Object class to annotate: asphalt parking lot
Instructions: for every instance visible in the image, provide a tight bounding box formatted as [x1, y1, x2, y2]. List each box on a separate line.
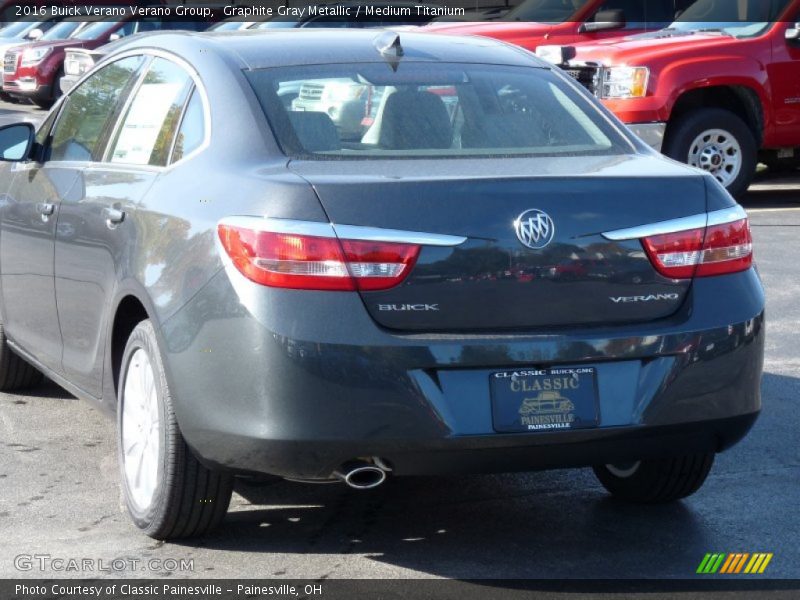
[0, 102, 798, 582]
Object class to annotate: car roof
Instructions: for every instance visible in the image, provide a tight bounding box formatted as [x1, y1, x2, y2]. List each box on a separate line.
[110, 29, 546, 70]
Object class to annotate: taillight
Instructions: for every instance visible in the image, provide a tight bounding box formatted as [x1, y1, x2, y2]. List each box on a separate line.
[218, 225, 419, 291]
[642, 218, 752, 279]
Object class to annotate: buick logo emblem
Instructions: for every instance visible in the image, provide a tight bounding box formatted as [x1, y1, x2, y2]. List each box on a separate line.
[514, 209, 555, 249]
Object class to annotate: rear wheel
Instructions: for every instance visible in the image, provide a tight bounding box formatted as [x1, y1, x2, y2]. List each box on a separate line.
[0, 324, 43, 391]
[117, 319, 233, 539]
[593, 453, 714, 503]
[663, 108, 757, 197]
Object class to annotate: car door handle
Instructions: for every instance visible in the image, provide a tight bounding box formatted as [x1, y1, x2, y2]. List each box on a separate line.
[37, 202, 55, 216]
[105, 207, 125, 226]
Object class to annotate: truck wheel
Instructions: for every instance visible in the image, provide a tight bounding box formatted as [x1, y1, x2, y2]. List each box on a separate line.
[664, 108, 757, 197]
[118, 319, 233, 539]
[0, 324, 44, 391]
[593, 453, 714, 503]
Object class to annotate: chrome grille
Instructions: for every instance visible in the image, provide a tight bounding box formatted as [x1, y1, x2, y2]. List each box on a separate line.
[4, 49, 19, 74]
[563, 66, 599, 95]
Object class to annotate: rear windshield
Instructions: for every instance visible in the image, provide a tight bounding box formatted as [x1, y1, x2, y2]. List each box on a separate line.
[246, 62, 630, 160]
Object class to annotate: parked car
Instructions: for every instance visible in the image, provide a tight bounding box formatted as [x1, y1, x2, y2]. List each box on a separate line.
[3, 15, 208, 108]
[537, 0, 800, 195]
[1, 17, 90, 99]
[0, 17, 64, 101]
[0, 29, 763, 539]
[424, 0, 694, 51]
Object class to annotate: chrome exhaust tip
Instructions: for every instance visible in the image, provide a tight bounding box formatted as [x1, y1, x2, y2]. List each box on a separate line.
[334, 459, 390, 490]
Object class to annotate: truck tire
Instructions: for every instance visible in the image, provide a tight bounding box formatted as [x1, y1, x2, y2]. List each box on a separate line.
[593, 453, 714, 503]
[664, 108, 757, 198]
[117, 319, 233, 539]
[0, 324, 44, 391]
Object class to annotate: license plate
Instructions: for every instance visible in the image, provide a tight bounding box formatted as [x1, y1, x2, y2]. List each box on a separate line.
[490, 367, 599, 433]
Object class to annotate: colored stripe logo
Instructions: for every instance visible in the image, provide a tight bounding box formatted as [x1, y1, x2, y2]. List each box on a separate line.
[697, 553, 773, 574]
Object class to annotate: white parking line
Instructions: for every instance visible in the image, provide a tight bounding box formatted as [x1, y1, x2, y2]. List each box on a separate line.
[746, 207, 800, 213]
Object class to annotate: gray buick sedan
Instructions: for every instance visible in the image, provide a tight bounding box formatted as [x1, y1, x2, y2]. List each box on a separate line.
[0, 29, 764, 539]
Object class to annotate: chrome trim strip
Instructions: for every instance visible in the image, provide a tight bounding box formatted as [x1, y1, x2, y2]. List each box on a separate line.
[707, 205, 748, 227]
[602, 206, 747, 241]
[334, 224, 467, 246]
[219, 217, 467, 247]
[219, 217, 336, 238]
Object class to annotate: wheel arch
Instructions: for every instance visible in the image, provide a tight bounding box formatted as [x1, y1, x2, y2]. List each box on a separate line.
[103, 285, 161, 410]
[666, 84, 765, 147]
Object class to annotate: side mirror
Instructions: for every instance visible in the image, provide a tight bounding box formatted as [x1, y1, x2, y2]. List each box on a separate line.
[580, 9, 626, 33]
[108, 32, 121, 41]
[0, 123, 34, 162]
[786, 23, 800, 41]
[27, 28, 43, 41]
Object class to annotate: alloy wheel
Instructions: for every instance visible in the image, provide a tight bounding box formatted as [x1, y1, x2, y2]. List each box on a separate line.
[121, 348, 161, 512]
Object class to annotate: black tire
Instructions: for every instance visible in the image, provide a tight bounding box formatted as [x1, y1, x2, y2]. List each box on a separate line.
[593, 453, 715, 504]
[52, 68, 64, 102]
[117, 319, 233, 539]
[0, 324, 44, 391]
[663, 108, 757, 198]
[32, 98, 54, 110]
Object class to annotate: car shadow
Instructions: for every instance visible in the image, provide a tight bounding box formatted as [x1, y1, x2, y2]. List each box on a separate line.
[15, 379, 75, 401]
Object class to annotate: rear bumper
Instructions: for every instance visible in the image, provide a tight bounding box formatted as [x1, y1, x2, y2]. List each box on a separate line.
[161, 267, 765, 480]
[192, 413, 758, 478]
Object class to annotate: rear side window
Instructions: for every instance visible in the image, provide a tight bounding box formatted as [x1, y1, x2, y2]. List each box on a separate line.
[246, 62, 627, 159]
[49, 56, 145, 162]
[108, 57, 194, 166]
[170, 89, 205, 163]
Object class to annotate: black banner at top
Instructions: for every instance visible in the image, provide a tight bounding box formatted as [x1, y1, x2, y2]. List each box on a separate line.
[0, 0, 798, 24]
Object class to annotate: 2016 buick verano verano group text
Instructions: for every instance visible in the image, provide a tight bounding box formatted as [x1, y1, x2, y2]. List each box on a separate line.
[0, 29, 764, 539]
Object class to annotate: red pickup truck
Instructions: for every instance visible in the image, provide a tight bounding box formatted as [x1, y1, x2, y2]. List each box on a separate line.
[425, 0, 695, 51]
[539, 0, 800, 196]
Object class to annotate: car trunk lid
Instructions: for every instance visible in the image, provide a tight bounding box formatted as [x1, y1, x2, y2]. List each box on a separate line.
[289, 155, 707, 332]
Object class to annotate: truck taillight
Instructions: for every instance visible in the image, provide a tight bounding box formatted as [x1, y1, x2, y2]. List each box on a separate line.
[642, 218, 752, 279]
[218, 225, 419, 291]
